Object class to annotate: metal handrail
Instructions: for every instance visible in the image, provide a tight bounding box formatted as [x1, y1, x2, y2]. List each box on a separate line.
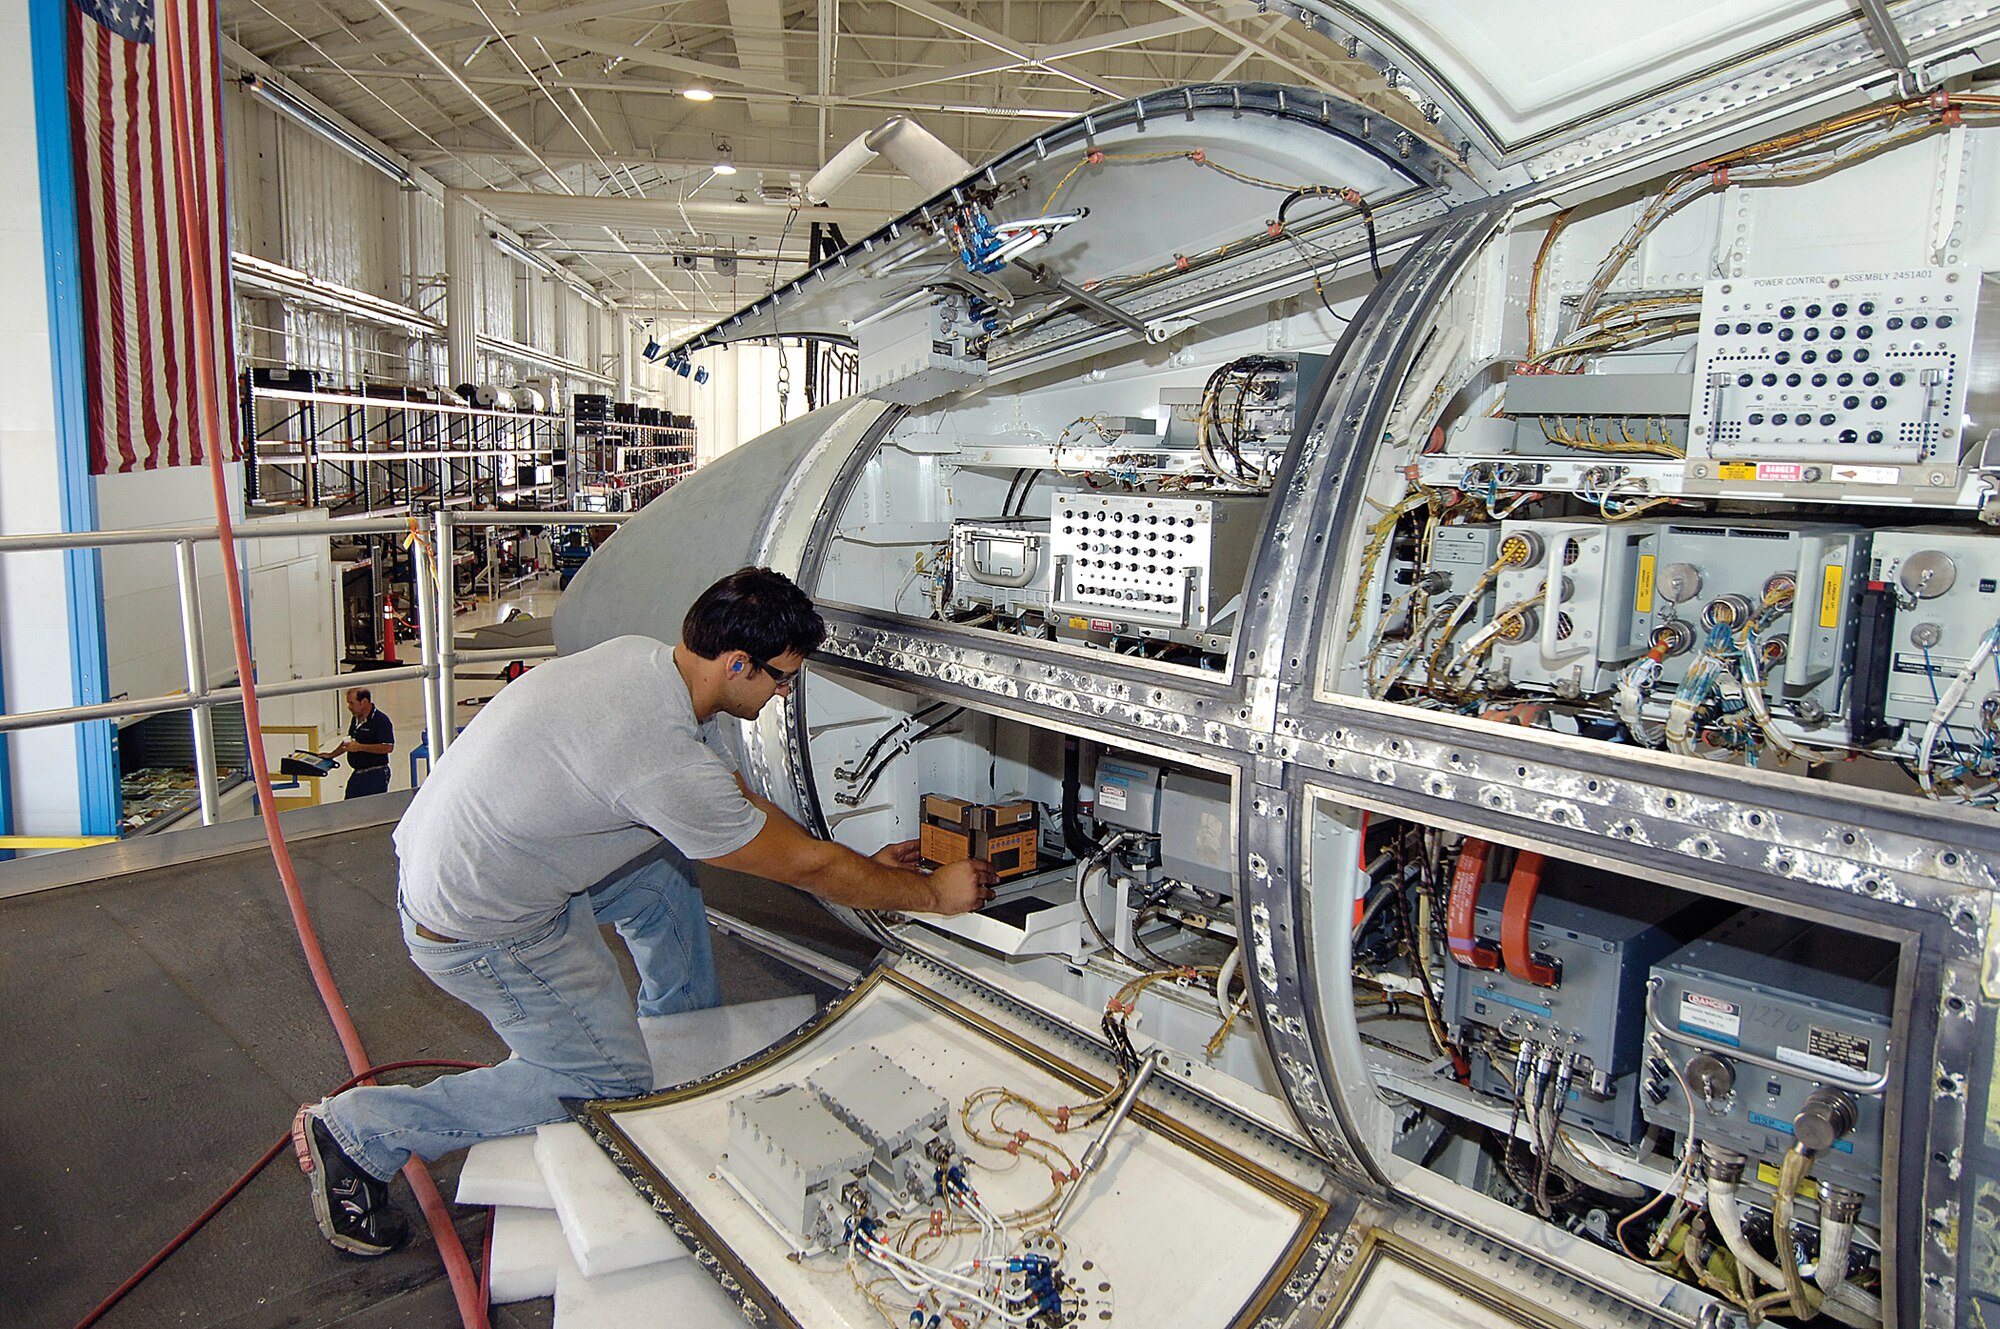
[0, 508, 631, 834]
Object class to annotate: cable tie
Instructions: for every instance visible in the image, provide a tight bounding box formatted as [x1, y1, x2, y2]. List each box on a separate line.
[1340, 187, 1362, 205]
[1052, 1169, 1069, 1188]
[1710, 166, 1729, 188]
[1187, 148, 1206, 163]
[1006, 1139, 1023, 1155]
[1015, 1129, 1031, 1142]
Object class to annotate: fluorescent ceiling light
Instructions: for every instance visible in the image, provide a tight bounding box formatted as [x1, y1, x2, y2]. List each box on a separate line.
[683, 86, 715, 101]
[239, 74, 414, 188]
[488, 231, 609, 310]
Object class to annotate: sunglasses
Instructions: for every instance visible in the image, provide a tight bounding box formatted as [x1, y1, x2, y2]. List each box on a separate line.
[750, 658, 804, 688]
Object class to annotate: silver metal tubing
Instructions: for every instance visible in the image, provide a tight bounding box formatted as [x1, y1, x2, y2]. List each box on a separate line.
[1644, 977, 1891, 1095]
[1050, 1048, 1165, 1226]
[412, 536, 445, 759]
[434, 509, 459, 757]
[452, 645, 558, 665]
[0, 516, 415, 554]
[0, 665, 434, 735]
[173, 541, 220, 826]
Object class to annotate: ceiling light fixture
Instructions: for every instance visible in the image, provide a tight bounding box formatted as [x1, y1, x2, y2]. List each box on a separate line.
[239, 73, 414, 188]
[682, 86, 715, 102]
[488, 231, 609, 310]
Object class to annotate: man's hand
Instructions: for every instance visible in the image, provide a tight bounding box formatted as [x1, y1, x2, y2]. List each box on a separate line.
[327, 742, 350, 758]
[923, 859, 998, 916]
[871, 839, 922, 871]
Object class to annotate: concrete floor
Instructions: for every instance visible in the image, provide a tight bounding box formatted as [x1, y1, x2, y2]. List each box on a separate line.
[0, 814, 876, 1328]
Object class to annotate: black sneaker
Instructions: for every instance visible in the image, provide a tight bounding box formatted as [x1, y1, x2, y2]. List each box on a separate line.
[291, 1103, 408, 1257]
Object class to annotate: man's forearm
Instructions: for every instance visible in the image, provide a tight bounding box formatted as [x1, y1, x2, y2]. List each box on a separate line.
[731, 788, 938, 911]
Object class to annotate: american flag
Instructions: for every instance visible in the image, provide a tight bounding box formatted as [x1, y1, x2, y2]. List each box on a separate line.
[68, 0, 239, 475]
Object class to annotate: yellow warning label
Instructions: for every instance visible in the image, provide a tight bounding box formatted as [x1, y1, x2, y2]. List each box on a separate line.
[1068, 617, 1091, 631]
[1819, 565, 1845, 629]
[1755, 1161, 1820, 1200]
[1717, 462, 1758, 481]
[1635, 554, 1657, 616]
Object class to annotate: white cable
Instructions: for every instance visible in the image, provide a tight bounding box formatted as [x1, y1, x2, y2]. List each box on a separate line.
[1214, 945, 1242, 1022]
[1918, 618, 2000, 794]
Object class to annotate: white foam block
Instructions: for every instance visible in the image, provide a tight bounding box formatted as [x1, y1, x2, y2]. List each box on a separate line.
[639, 992, 821, 1089]
[536, 1121, 688, 1276]
[553, 1250, 746, 1329]
[457, 1133, 554, 1209]
[488, 1205, 568, 1304]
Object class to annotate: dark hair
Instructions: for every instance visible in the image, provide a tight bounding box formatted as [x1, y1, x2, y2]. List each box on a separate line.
[350, 688, 372, 702]
[682, 567, 825, 663]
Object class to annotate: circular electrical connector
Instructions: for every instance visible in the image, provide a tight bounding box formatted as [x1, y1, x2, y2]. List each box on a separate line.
[1911, 621, 1944, 649]
[1899, 548, 1958, 599]
[1657, 562, 1702, 605]
[1761, 571, 1798, 602]
[1494, 608, 1538, 644]
[1498, 531, 1543, 568]
[1685, 1051, 1736, 1108]
[1759, 633, 1790, 667]
[1650, 621, 1695, 657]
[1702, 594, 1754, 629]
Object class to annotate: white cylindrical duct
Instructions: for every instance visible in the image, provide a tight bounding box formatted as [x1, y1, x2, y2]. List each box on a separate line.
[443, 189, 480, 389]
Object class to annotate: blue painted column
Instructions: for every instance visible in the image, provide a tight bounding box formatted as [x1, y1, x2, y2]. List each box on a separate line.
[29, 0, 119, 838]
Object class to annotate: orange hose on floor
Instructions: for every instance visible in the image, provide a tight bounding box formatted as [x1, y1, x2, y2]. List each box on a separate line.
[155, 6, 485, 1324]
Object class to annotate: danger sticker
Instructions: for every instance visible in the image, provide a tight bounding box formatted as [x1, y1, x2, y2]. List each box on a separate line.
[1679, 991, 1742, 1044]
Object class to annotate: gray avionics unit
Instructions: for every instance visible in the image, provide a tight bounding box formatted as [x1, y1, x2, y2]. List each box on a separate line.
[807, 1046, 951, 1201]
[1094, 756, 1163, 834]
[724, 1084, 874, 1251]
[1642, 520, 1869, 711]
[1050, 493, 1263, 633]
[1158, 768, 1234, 896]
[949, 517, 1051, 617]
[1869, 527, 2000, 728]
[1443, 873, 1726, 1143]
[857, 294, 988, 406]
[1645, 910, 1895, 1197]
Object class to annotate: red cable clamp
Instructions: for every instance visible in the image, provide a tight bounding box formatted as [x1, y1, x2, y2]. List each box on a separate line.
[1054, 1105, 1071, 1132]
[1499, 850, 1561, 988]
[1052, 1169, 1069, 1188]
[1015, 1129, 1031, 1142]
[1266, 220, 1284, 238]
[929, 1210, 945, 1236]
[1445, 839, 1502, 971]
[1340, 187, 1363, 205]
[1067, 1167, 1081, 1182]
[1173, 254, 1190, 271]
[1086, 150, 1105, 165]
[1006, 1139, 1023, 1155]
[1710, 166, 1730, 188]
[1187, 148, 1207, 163]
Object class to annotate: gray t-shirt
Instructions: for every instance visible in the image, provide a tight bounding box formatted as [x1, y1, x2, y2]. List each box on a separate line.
[395, 635, 766, 940]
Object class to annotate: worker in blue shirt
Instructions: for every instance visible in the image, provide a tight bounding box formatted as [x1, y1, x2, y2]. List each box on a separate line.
[332, 687, 395, 798]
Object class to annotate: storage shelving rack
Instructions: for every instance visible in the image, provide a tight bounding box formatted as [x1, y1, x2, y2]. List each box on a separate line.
[570, 399, 697, 513]
[240, 370, 568, 514]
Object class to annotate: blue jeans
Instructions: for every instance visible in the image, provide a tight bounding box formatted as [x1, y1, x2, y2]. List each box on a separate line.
[320, 852, 720, 1180]
[344, 766, 391, 799]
